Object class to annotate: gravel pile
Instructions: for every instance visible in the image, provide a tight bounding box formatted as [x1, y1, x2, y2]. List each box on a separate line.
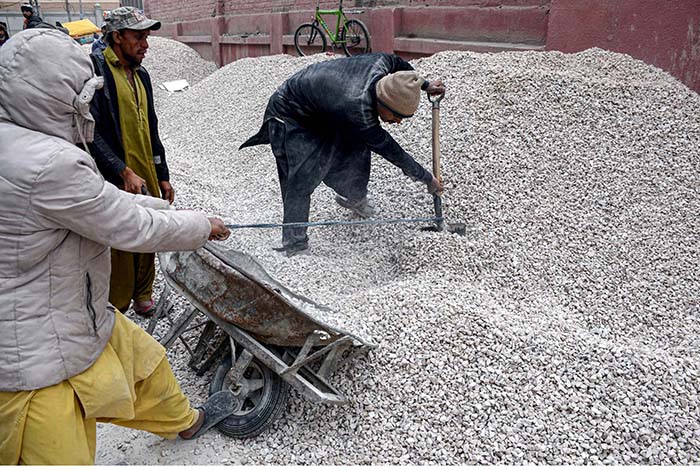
[81, 36, 217, 99]
[141, 36, 218, 96]
[120, 47, 699, 465]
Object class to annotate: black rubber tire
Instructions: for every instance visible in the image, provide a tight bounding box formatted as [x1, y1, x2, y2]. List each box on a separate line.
[294, 23, 327, 56]
[209, 353, 289, 438]
[341, 19, 371, 56]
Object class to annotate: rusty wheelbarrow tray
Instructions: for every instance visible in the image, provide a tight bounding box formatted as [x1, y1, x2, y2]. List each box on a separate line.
[147, 242, 375, 438]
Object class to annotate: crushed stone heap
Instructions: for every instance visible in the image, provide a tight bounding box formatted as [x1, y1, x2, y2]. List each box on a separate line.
[149, 46, 699, 465]
[142, 36, 218, 95]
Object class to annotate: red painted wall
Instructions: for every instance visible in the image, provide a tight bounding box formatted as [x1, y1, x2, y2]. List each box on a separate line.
[547, 0, 700, 93]
[148, 0, 549, 20]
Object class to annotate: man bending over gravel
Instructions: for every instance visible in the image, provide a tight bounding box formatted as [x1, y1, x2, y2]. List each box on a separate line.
[0, 30, 236, 465]
[240, 52, 446, 256]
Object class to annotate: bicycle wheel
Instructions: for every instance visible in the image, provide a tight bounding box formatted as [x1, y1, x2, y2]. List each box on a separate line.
[294, 23, 327, 57]
[341, 19, 370, 56]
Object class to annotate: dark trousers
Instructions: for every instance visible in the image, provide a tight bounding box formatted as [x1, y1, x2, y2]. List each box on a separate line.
[268, 119, 370, 248]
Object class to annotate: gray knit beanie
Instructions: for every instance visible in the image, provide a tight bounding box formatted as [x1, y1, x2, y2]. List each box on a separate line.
[376, 71, 423, 118]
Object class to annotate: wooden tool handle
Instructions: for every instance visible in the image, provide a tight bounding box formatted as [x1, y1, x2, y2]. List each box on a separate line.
[431, 104, 441, 181]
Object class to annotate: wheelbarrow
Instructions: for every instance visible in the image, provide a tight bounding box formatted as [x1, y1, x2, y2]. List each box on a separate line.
[146, 242, 376, 438]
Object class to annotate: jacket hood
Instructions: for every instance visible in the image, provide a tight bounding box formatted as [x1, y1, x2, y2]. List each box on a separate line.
[0, 29, 96, 143]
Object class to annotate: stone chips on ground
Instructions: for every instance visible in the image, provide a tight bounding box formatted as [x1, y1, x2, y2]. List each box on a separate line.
[134, 44, 698, 465]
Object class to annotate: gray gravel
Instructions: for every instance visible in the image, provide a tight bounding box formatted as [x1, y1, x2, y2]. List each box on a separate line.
[142, 36, 218, 98]
[102, 43, 700, 465]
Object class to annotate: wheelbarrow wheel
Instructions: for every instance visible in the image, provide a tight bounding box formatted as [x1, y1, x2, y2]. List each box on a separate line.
[210, 353, 289, 438]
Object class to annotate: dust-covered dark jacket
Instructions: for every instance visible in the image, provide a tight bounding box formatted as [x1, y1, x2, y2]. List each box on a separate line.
[241, 53, 432, 183]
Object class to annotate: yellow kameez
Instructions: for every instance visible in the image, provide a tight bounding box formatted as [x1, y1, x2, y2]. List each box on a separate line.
[103, 46, 161, 312]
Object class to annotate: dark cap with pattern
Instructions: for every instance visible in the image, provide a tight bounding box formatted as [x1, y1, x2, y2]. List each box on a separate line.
[105, 7, 161, 33]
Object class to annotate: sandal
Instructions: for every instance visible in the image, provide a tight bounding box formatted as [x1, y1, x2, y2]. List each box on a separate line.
[133, 298, 156, 316]
[180, 391, 238, 440]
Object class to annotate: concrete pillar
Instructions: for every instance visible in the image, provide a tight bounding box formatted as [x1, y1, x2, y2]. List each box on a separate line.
[369, 7, 398, 54]
[270, 12, 285, 55]
[94, 4, 103, 25]
[211, 16, 225, 66]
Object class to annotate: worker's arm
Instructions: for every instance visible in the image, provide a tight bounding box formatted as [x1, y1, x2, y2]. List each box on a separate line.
[89, 129, 127, 178]
[87, 87, 129, 182]
[86, 54, 133, 187]
[131, 192, 171, 210]
[151, 119, 175, 203]
[359, 125, 433, 184]
[88, 95, 149, 195]
[31, 148, 214, 253]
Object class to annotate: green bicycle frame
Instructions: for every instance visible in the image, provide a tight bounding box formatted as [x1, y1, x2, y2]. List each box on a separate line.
[314, 0, 349, 44]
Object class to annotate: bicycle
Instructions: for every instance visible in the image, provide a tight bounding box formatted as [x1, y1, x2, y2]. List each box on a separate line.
[294, 0, 371, 57]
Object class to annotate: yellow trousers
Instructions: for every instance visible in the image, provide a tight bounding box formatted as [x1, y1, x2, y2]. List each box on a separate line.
[109, 248, 156, 312]
[0, 311, 197, 465]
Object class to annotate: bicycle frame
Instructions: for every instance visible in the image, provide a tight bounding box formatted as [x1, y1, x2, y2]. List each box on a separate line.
[313, 0, 349, 44]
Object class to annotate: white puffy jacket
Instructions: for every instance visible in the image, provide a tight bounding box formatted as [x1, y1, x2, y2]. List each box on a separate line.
[0, 29, 211, 391]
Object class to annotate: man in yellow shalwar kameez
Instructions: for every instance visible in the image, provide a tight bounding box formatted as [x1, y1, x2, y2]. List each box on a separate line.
[0, 312, 214, 464]
[89, 7, 177, 315]
[0, 28, 235, 465]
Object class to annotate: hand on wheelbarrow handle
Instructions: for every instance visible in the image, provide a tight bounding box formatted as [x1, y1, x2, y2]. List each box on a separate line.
[208, 217, 231, 241]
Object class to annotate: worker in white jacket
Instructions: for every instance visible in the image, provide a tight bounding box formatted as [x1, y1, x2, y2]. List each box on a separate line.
[0, 29, 235, 464]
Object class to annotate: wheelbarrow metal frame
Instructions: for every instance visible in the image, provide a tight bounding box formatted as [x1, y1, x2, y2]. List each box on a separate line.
[151, 260, 373, 406]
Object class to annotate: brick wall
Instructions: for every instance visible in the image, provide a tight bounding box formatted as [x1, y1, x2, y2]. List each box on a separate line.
[146, 0, 217, 23]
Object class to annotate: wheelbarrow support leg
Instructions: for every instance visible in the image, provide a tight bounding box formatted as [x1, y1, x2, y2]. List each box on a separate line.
[317, 341, 352, 380]
[227, 347, 254, 387]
